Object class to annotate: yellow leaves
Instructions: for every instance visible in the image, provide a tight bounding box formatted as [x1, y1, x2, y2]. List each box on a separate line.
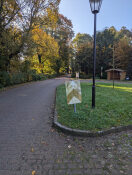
[46, 8, 58, 29]
[32, 27, 59, 57]
[31, 26, 59, 74]
[32, 170, 36, 175]
[30, 31, 58, 74]
[31, 148, 34, 152]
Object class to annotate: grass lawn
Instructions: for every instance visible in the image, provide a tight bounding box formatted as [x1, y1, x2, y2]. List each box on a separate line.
[56, 82, 132, 131]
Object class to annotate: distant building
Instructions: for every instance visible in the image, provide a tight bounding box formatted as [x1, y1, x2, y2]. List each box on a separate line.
[105, 69, 126, 80]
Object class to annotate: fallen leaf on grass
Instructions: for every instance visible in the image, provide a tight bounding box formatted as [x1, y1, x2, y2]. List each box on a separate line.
[112, 143, 115, 146]
[32, 170, 36, 175]
[120, 170, 124, 174]
[41, 141, 48, 146]
[68, 145, 72, 149]
[50, 128, 55, 132]
[31, 148, 34, 152]
[57, 159, 60, 163]
[79, 145, 84, 151]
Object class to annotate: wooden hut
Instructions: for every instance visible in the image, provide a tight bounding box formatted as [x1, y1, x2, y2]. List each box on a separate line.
[105, 69, 126, 80]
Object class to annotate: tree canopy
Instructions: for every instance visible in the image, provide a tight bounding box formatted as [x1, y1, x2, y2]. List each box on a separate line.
[72, 27, 132, 79]
[0, 1, 132, 88]
[0, 0, 74, 87]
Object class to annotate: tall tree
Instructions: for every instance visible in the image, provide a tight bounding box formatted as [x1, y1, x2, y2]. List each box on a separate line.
[72, 33, 93, 75]
[30, 27, 59, 73]
[75, 43, 93, 75]
[72, 27, 132, 79]
[0, 0, 60, 72]
[53, 14, 74, 74]
[72, 33, 92, 48]
[114, 37, 132, 70]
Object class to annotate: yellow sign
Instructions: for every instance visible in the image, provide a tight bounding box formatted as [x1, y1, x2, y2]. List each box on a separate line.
[65, 80, 82, 104]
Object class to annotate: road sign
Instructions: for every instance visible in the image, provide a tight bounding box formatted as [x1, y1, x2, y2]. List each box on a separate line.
[76, 72, 79, 78]
[65, 80, 82, 105]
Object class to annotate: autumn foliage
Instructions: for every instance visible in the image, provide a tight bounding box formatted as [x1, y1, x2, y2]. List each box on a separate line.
[0, 0, 74, 87]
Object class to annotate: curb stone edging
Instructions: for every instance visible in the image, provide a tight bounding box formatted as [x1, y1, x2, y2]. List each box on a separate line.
[53, 89, 132, 137]
[53, 108, 132, 137]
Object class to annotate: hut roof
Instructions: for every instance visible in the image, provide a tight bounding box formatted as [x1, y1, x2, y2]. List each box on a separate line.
[105, 69, 126, 72]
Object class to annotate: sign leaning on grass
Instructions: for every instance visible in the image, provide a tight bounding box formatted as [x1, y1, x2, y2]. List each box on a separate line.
[65, 80, 82, 105]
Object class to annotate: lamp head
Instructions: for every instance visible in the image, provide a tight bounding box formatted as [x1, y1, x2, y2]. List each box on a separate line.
[89, 0, 102, 14]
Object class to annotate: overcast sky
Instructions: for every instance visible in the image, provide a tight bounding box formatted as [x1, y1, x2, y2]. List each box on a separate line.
[59, 0, 132, 36]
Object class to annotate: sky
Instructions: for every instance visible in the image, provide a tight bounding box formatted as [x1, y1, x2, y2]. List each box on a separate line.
[59, 0, 132, 36]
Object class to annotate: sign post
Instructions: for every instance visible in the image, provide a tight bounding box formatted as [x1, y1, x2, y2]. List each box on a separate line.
[74, 104, 76, 113]
[65, 80, 82, 112]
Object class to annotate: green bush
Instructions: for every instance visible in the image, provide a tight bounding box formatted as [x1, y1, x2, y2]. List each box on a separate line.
[80, 72, 92, 79]
[0, 83, 3, 88]
[0, 70, 57, 88]
[10, 72, 26, 85]
[46, 74, 57, 79]
[0, 71, 10, 87]
[39, 74, 46, 80]
[102, 72, 107, 79]
[30, 71, 38, 81]
[71, 72, 76, 78]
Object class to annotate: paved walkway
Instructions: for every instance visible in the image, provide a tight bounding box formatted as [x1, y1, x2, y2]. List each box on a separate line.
[0, 77, 131, 175]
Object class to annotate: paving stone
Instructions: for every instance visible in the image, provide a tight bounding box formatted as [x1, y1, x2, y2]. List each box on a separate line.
[0, 78, 131, 175]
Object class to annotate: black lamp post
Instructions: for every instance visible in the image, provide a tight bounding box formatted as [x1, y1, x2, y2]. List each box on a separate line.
[89, 0, 102, 108]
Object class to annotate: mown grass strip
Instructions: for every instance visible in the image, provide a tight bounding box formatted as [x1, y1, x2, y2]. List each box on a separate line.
[56, 82, 132, 131]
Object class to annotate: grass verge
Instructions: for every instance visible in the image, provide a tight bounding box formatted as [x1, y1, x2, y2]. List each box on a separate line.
[56, 82, 132, 131]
